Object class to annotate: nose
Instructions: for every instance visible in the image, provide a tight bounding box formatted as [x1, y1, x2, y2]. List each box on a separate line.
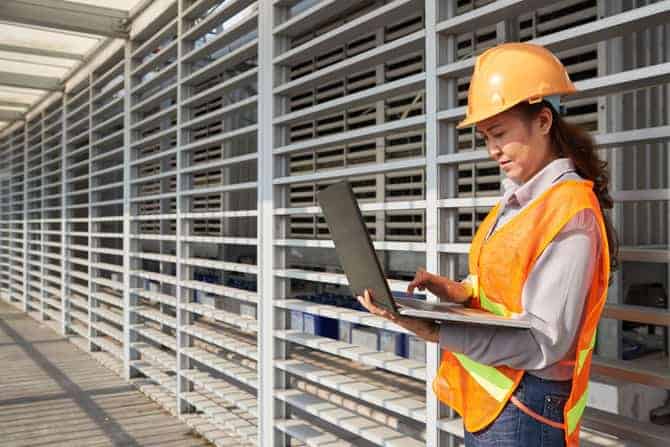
[487, 141, 502, 160]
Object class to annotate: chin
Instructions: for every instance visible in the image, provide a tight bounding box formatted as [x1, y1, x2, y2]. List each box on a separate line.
[505, 170, 522, 183]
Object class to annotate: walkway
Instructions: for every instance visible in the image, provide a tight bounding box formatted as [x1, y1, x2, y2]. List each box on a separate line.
[0, 301, 211, 447]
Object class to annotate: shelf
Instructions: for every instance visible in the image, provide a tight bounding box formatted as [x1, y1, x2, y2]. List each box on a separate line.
[181, 280, 257, 305]
[131, 288, 177, 307]
[91, 336, 123, 360]
[275, 417, 355, 447]
[181, 367, 257, 416]
[183, 302, 257, 333]
[278, 348, 425, 423]
[133, 325, 177, 351]
[180, 390, 257, 445]
[132, 342, 176, 373]
[134, 306, 177, 329]
[275, 299, 410, 334]
[182, 324, 257, 361]
[275, 330, 426, 381]
[181, 345, 257, 390]
[275, 389, 423, 447]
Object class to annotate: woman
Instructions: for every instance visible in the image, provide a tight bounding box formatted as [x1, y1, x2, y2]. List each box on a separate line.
[357, 43, 618, 446]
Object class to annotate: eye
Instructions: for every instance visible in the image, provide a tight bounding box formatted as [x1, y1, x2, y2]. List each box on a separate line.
[492, 132, 505, 139]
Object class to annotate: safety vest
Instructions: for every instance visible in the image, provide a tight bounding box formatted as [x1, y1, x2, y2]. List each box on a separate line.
[433, 180, 610, 447]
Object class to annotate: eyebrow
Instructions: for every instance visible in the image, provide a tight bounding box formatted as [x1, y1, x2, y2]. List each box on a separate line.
[477, 123, 502, 135]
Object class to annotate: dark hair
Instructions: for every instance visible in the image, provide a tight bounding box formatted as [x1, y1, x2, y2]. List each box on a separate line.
[514, 101, 619, 275]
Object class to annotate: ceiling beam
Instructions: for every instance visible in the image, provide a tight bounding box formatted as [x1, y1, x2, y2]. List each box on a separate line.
[0, 71, 61, 91]
[0, 109, 24, 121]
[0, 0, 129, 38]
[0, 100, 31, 108]
[0, 43, 84, 61]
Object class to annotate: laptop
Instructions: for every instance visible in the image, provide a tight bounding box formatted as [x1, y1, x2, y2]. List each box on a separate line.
[316, 181, 531, 329]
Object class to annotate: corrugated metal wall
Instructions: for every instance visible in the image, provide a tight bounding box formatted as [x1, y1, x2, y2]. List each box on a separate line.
[0, 0, 668, 445]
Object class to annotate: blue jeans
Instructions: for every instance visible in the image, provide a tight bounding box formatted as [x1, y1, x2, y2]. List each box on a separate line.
[464, 373, 572, 447]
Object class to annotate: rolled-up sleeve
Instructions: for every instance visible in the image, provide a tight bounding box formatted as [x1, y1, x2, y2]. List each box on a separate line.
[440, 209, 599, 373]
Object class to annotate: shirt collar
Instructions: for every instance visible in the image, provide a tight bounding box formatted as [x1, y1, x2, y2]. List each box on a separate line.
[502, 158, 576, 208]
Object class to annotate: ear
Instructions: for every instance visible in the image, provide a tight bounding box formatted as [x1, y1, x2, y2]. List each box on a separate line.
[537, 106, 553, 136]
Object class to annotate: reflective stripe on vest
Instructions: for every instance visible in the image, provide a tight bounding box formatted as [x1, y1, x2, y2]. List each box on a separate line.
[466, 274, 513, 318]
[576, 330, 597, 375]
[453, 353, 514, 402]
[567, 386, 589, 434]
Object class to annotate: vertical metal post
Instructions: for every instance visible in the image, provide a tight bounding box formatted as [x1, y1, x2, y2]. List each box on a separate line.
[123, 41, 135, 381]
[23, 121, 29, 313]
[258, 0, 276, 444]
[424, 1, 440, 446]
[40, 112, 46, 322]
[434, 2, 459, 445]
[176, 0, 190, 416]
[596, 0, 624, 361]
[61, 93, 68, 336]
[88, 75, 94, 353]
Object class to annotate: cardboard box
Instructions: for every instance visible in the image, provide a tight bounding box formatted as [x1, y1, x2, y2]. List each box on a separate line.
[338, 320, 352, 343]
[303, 314, 338, 339]
[380, 330, 405, 356]
[240, 302, 256, 319]
[407, 335, 426, 363]
[290, 310, 303, 331]
[351, 325, 379, 351]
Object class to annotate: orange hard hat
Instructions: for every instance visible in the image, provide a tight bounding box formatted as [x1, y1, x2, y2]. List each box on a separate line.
[458, 43, 577, 128]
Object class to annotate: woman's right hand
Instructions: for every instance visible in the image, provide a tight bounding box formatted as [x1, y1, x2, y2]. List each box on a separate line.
[407, 268, 472, 304]
[406, 268, 434, 295]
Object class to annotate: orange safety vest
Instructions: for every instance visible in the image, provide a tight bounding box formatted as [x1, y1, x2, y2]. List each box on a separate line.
[433, 180, 610, 447]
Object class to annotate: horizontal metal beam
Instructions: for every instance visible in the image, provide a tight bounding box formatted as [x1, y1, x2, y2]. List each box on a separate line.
[437, 0, 670, 79]
[602, 304, 670, 326]
[436, 0, 547, 35]
[0, 100, 30, 108]
[0, 0, 129, 38]
[0, 43, 84, 61]
[0, 70, 61, 91]
[0, 109, 24, 121]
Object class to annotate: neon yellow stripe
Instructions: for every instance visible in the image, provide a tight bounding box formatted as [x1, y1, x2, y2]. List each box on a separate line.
[567, 387, 589, 434]
[576, 331, 597, 375]
[453, 353, 514, 402]
[464, 274, 478, 300]
[479, 286, 508, 317]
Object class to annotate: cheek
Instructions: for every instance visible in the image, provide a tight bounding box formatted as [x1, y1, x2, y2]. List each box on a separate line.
[500, 141, 531, 160]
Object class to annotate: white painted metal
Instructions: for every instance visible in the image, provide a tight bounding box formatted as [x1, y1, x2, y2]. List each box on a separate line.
[0, 1, 668, 446]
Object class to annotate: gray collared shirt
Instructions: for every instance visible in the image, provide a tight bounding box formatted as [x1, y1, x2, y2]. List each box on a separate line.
[440, 158, 600, 380]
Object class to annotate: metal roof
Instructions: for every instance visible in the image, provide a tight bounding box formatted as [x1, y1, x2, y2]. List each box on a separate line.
[0, 0, 147, 131]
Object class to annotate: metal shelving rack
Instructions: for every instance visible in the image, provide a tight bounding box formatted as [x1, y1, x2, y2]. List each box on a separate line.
[268, 1, 429, 446]
[64, 77, 93, 351]
[89, 44, 128, 366]
[176, 1, 260, 444]
[42, 98, 66, 334]
[0, 134, 10, 303]
[8, 125, 26, 311]
[127, 0, 181, 416]
[0, 1, 668, 446]
[26, 114, 43, 320]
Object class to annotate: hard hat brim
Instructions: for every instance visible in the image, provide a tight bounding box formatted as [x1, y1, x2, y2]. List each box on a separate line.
[456, 88, 577, 129]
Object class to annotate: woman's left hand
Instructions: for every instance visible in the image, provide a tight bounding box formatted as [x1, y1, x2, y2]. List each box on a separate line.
[356, 289, 397, 322]
[357, 289, 440, 343]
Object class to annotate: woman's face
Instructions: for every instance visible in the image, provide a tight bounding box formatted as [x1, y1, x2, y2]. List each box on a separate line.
[476, 106, 555, 184]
